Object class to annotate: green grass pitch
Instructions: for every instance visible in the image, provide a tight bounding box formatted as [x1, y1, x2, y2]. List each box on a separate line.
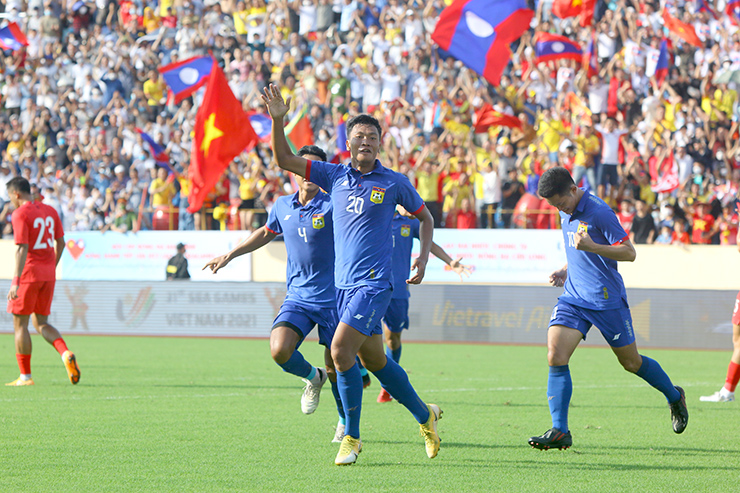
[0, 334, 737, 492]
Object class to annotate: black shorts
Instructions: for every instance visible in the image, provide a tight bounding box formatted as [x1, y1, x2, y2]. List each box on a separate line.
[238, 199, 255, 210]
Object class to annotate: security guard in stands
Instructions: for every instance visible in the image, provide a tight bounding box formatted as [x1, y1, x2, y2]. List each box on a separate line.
[166, 242, 191, 280]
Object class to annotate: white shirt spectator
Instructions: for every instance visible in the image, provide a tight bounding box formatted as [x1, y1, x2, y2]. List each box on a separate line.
[361, 71, 382, 107]
[588, 82, 609, 114]
[594, 126, 629, 164]
[298, 1, 318, 35]
[380, 69, 401, 102]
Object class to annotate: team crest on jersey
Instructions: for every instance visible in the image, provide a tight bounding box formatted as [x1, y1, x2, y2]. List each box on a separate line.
[370, 187, 386, 204]
[577, 221, 589, 235]
[400, 225, 411, 237]
[312, 214, 325, 229]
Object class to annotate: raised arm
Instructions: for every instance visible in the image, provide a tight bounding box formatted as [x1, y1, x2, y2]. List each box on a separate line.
[260, 84, 309, 177]
[203, 226, 278, 274]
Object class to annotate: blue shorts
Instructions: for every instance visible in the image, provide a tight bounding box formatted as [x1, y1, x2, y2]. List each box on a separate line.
[336, 284, 393, 336]
[549, 300, 635, 348]
[598, 163, 619, 187]
[383, 298, 410, 333]
[272, 302, 338, 348]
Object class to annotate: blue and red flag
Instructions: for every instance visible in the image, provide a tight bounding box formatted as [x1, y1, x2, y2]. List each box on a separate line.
[335, 114, 351, 160]
[534, 33, 582, 64]
[0, 22, 29, 51]
[158, 56, 213, 104]
[696, 0, 719, 18]
[136, 128, 171, 168]
[728, 0, 740, 25]
[247, 112, 272, 142]
[583, 33, 599, 77]
[655, 39, 670, 85]
[431, 0, 533, 86]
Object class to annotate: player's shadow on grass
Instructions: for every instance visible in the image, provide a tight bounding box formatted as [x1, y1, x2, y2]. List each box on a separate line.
[373, 439, 520, 451]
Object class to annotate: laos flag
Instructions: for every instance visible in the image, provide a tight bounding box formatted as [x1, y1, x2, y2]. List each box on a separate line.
[0, 22, 29, 51]
[534, 33, 582, 63]
[247, 113, 272, 142]
[136, 128, 171, 167]
[728, 0, 740, 25]
[158, 56, 213, 104]
[655, 39, 670, 85]
[432, 0, 533, 86]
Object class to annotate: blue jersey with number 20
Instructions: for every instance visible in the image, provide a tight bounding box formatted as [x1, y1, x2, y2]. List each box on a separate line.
[559, 190, 629, 311]
[307, 159, 425, 290]
[265, 191, 335, 307]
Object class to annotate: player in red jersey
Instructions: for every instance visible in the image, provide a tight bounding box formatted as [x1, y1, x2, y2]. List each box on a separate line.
[701, 203, 740, 403]
[5, 177, 80, 386]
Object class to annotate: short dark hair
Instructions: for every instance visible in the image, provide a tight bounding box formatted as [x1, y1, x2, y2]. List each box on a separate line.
[538, 167, 575, 198]
[346, 114, 382, 140]
[7, 176, 31, 195]
[297, 145, 327, 162]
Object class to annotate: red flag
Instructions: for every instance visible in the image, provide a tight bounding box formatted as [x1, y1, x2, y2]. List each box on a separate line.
[473, 104, 521, 133]
[651, 152, 680, 193]
[188, 62, 259, 213]
[662, 9, 703, 47]
[552, 0, 595, 27]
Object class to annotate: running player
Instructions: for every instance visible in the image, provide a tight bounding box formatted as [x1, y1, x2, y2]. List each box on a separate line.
[529, 167, 688, 450]
[262, 84, 442, 466]
[700, 211, 740, 402]
[204, 146, 346, 441]
[377, 205, 470, 403]
[6, 177, 80, 386]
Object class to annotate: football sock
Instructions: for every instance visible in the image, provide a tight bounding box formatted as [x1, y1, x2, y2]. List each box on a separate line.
[337, 364, 363, 438]
[725, 361, 740, 392]
[372, 358, 429, 424]
[636, 356, 681, 403]
[548, 365, 572, 433]
[16, 354, 31, 377]
[52, 338, 68, 355]
[330, 379, 345, 422]
[277, 351, 312, 379]
[356, 357, 369, 377]
[386, 345, 402, 364]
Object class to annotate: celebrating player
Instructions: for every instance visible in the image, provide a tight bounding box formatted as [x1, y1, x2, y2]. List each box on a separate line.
[700, 212, 740, 402]
[204, 146, 346, 441]
[529, 167, 688, 450]
[377, 205, 470, 403]
[262, 84, 442, 466]
[5, 177, 80, 386]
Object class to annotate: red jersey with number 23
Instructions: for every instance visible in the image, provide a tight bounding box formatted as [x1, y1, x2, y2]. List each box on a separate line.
[12, 202, 64, 282]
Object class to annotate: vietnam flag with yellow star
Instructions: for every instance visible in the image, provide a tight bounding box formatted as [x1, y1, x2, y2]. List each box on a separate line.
[662, 9, 702, 48]
[188, 61, 259, 213]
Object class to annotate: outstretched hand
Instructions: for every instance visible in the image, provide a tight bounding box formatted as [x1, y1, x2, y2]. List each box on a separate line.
[203, 255, 231, 274]
[449, 257, 471, 281]
[260, 84, 291, 121]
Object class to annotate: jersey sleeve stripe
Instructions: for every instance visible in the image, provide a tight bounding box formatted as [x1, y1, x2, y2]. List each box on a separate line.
[305, 159, 312, 181]
[612, 235, 629, 245]
[410, 204, 425, 216]
[265, 226, 279, 235]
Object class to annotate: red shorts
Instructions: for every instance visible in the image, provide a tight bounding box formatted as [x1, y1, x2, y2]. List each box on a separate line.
[733, 291, 740, 326]
[7, 280, 56, 316]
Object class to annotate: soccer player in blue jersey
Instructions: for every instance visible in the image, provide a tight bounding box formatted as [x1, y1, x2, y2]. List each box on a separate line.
[262, 84, 442, 465]
[377, 206, 470, 403]
[204, 146, 346, 442]
[529, 167, 688, 450]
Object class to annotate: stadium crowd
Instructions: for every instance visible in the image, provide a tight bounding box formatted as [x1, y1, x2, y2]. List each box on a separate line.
[0, 0, 738, 245]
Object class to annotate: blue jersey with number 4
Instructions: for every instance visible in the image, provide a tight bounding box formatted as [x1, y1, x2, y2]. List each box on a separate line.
[559, 190, 629, 311]
[307, 159, 425, 289]
[265, 191, 335, 307]
[390, 214, 420, 299]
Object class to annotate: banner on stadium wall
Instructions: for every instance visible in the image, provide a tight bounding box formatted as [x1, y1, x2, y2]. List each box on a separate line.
[0, 281, 284, 338]
[58, 231, 253, 282]
[0, 281, 734, 349]
[413, 229, 566, 284]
